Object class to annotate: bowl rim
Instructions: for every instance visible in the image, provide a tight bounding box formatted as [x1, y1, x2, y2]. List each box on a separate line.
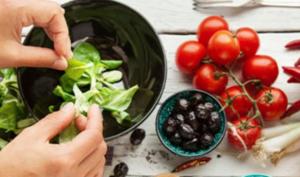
[155, 89, 227, 157]
[18, 0, 167, 141]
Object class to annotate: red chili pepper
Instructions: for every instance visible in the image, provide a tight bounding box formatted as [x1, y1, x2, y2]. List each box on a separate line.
[282, 66, 300, 80]
[295, 58, 300, 67]
[282, 100, 300, 119]
[172, 157, 211, 173]
[285, 40, 300, 49]
[288, 77, 300, 83]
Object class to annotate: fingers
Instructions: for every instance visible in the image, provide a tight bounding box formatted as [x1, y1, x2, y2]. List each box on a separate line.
[22, 0, 72, 59]
[14, 45, 67, 70]
[75, 115, 87, 131]
[29, 103, 75, 141]
[87, 104, 103, 131]
[85, 157, 106, 177]
[96, 157, 106, 177]
[68, 105, 104, 161]
[79, 142, 107, 176]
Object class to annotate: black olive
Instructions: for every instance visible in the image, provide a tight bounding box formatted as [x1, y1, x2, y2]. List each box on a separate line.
[204, 102, 214, 111]
[169, 132, 183, 145]
[114, 162, 129, 177]
[190, 93, 204, 107]
[185, 111, 200, 131]
[207, 112, 221, 133]
[164, 117, 177, 136]
[176, 98, 189, 112]
[211, 112, 220, 121]
[173, 114, 185, 125]
[130, 128, 146, 145]
[179, 123, 195, 140]
[198, 122, 208, 132]
[195, 104, 206, 112]
[196, 109, 209, 120]
[199, 132, 214, 149]
[182, 138, 200, 151]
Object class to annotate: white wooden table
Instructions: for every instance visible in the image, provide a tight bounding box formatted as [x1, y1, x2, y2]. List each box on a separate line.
[24, 1, 300, 176]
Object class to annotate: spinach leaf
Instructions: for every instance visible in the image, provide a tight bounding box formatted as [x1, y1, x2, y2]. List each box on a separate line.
[0, 138, 8, 150]
[102, 70, 123, 83]
[0, 100, 25, 132]
[112, 111, 130, 124]
[53, 86, 75, 102]
[73, 42, 100, 63]
[101, 60, 123, 69]
[53, 42, 139, 126]
[59, 121, 78, 143]
[65, 59, 92, 80]
[101, 85, 139, 112]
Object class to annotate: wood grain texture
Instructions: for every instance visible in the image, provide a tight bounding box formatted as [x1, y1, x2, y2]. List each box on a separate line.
[102, 33, 300, 177]
[20, 0, 300, 176]
[22, 0, 300, 35]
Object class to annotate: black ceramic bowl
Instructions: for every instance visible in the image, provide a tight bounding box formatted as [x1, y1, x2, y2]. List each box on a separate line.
[17, 0, 166, 140]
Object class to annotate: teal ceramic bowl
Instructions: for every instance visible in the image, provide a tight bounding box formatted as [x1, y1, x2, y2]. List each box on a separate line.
[243, 174, 271, 177]
[156, 90, 227, 157]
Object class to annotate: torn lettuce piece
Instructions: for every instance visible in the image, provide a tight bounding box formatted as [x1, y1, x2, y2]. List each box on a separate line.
[52, 42, 139, 126]
[59, 121, 79, 143]
[73, 42, 100, 63]
[0, 100, 26, 132]
[53, 86, 75, 102]
[65, 59, 93, 80]
[100, 60, 123, 69]
[101, 85, 139, 112]
[102, 70, 123, 83]
[0, 138, 8, 150]
[112, 111, 131, 124]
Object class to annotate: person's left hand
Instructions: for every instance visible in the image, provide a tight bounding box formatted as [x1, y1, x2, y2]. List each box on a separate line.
[0, 0, 72, 70]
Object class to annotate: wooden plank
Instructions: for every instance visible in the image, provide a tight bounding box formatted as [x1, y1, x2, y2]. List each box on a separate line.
[103, 33, 300, 176]
[21, 0, 300, 35]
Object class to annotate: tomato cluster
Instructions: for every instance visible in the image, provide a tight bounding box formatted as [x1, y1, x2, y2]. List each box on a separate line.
[176, 16, 288, 151]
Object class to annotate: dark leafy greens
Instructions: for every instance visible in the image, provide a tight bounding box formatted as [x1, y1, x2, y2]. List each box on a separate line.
[0, 69, 35, 149]
[51, 42, 139, 141]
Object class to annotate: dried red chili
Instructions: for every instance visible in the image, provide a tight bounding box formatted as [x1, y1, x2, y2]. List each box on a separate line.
[285, 40, 300, 49]
[172, 157, 211, 173]
[282, 100, 300, 119]
[294, 58, 300, 67]
[282, 66, 300, 81]
[288, 77, 300, 83]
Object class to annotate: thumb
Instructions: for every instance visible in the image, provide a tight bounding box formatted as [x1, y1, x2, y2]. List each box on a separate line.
[31, 103, 75, 141]
[13, 44, 68, 70]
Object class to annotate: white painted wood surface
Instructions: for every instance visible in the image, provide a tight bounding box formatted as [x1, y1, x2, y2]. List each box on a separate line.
[103, 34, 300, 177]
[23, 0, 300, 176]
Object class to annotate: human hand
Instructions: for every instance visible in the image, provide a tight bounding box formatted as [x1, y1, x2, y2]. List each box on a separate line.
[0, 103, 107, 177]
[0, 0, 72, 70]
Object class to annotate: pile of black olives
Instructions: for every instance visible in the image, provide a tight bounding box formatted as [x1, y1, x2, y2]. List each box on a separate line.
[163, 93, 221, 151]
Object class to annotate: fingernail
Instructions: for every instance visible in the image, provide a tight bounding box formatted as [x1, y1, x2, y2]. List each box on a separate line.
[61, 102, 74, 112]
[92, 104, 103, 120]
[53, 58, 68, 70]
[67, 51, 73, 59]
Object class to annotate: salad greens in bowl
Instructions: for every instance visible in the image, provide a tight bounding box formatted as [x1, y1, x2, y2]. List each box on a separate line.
[14, 0, 166, 141]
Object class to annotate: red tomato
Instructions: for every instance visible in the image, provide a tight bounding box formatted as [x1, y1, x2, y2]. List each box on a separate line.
[227, 117, 261, 150]
[256, 87, 288, 121]
[208, 30, 240, 65]
[193, 64, 228, 94]
[197, 16, 229, 46]
[220, 86, 253, 122]
[176, 41, 207, 75]
[243, 55, 279, 86]
[236, 27, 260, 58]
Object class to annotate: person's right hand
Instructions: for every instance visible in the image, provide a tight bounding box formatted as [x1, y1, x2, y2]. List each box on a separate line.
[0, 103, 107, 177]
